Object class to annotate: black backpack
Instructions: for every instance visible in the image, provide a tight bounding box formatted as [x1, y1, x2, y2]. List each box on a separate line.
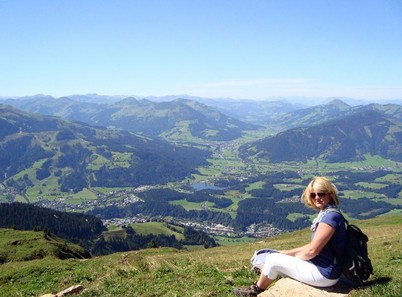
[327, 209, 374, 286]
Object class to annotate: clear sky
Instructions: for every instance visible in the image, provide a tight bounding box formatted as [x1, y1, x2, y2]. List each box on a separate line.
[1, 0, 401, 101]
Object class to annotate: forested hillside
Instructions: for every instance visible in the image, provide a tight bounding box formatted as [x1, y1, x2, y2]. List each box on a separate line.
[0, 104, 210, 195]
[240, 109, 402, 162]
[0, 203, 217, 256]
[0, 202, 105, 245]
[266, 99, 402, 130]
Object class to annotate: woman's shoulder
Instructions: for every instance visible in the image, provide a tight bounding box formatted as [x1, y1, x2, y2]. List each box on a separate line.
[322, 208, 345, 224]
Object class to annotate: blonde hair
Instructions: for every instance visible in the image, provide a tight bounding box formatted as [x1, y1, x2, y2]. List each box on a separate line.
[301, 176, 339, 210]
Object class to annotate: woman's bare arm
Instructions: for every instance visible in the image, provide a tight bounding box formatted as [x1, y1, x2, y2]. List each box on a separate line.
[281, 223, 335, 260]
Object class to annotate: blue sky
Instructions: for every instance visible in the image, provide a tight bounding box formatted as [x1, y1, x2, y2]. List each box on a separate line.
[1, 0, 401, 101]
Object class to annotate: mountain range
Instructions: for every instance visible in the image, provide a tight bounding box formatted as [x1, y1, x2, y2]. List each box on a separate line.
[0, 104, 210, 194]
[2, 95, 402, 167]
[1, 95, 258, 141]
[3, 94, 402, 132]
[268, 99, 402, 130]
[240, 108, 402, 163]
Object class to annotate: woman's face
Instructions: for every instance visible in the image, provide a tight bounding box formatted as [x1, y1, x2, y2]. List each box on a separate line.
[310, 186, 331, 210]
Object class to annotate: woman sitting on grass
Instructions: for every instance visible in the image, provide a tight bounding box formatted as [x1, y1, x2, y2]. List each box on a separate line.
[234, 176, 347, 296]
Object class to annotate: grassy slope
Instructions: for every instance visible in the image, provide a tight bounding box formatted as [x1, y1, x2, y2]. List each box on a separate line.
[0, 229, 89, 264]
[0, 215, 401, 297]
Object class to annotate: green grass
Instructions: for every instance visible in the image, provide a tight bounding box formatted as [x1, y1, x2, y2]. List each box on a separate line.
[341, 190, 385, 199]
[170, 199, 214, 211]
[214, 236, 257, 246]
[286, 212, 308, 222]
[25, 175, 64, 202]
[355, 182, 388, 190]
[375, 173, 402, 184]
[87, 154, 109, 170]
[245, 181, 265, 191]
[69, 189, 98, 203]
[1, 215, 400, 297]
[274, 183, 304, 192]
[108, 152, 132, 168]
[130, 222, 185, 240]
[91, 187, 132, 195]
[161, 121, 207, 143]
[0, 228, 88, 264]
[13, 195, 28, 203]
[102, 229, 126, 241]
[306, 155, 402, 172]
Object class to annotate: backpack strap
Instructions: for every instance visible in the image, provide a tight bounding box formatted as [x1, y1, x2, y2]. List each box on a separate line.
[325, 208, 348, 266]
[326, 207, 349, 225]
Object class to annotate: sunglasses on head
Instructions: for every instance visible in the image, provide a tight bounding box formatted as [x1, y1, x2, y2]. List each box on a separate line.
[310, 192, 326, 199]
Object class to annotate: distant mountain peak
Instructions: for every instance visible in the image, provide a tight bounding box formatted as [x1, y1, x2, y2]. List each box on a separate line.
[327, 98, 351, 110]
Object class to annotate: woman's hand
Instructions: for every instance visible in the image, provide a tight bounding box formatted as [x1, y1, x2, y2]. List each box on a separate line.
[280, 247, 303, 257]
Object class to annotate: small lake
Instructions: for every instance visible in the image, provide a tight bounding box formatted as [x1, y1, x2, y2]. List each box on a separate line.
[190, 182, 226, 191]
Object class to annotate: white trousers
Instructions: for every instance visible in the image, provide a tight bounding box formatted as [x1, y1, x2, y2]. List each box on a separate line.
[262, 253, 339, 287]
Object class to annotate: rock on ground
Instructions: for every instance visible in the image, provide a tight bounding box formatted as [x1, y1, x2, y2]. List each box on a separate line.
[258, 278, 352, 297]
[40, 284, 84, 297]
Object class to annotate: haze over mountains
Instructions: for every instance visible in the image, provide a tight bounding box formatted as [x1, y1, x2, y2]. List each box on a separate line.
[1, 95, 258, 141]
[2, 94, 402, 142]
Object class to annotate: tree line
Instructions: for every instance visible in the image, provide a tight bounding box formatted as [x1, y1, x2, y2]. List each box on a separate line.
[0, 202, 105, 246]
[0, 202, 217, 256]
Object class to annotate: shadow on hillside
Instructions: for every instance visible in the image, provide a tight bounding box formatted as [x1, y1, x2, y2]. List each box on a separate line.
[324, 279, 354, 294]
[325, 276, 392, 294]
[364, 276, 392, 286]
